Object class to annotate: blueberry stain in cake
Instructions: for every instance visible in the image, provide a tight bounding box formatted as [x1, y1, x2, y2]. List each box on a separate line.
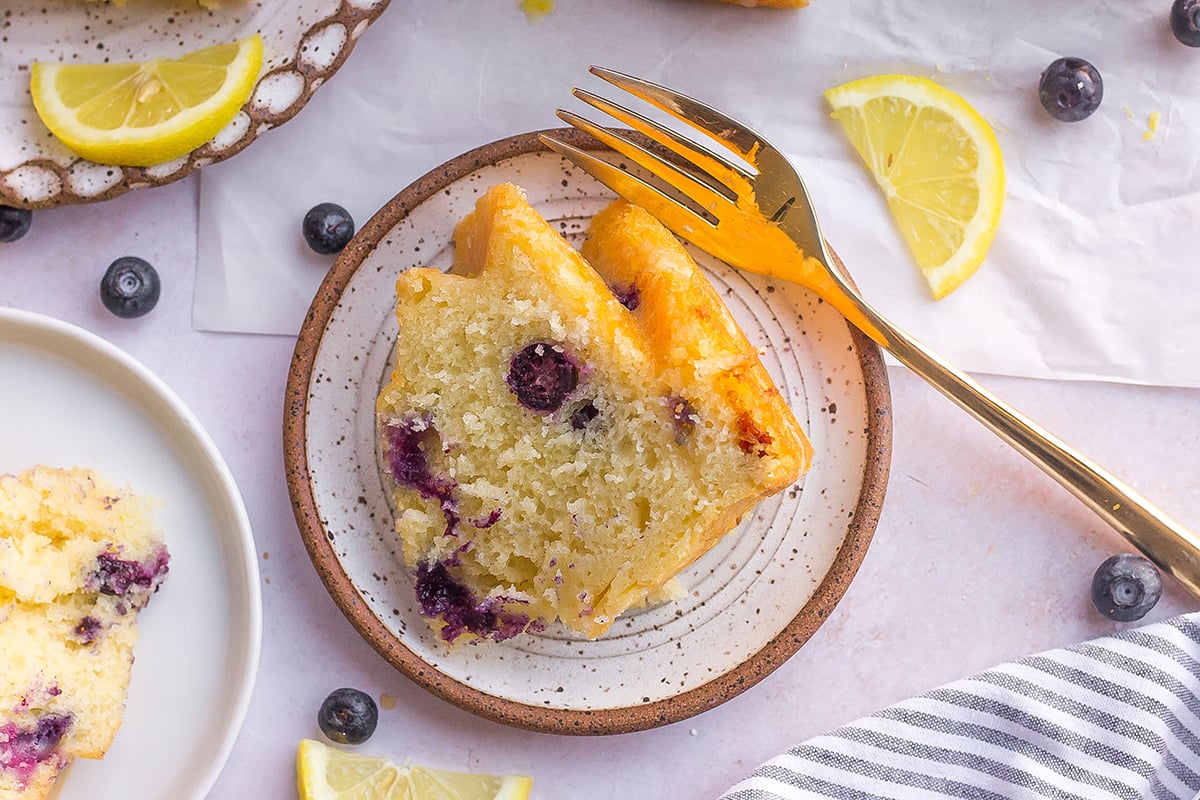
[72, 616, 103, 644]
[0, 714, 72, 785]
[669, 396, 701, 444]
[91, 545, 170, 605]
[382, 417, 456, 503]
[383, 417, 462, 536]
[470, 508, 502, 529]
[12, 685, 61, 715]
[569, 400, 600, 430]
[611, 283, 641, 311]
[413, 562, 538, 643]
[507, 342, 579, 412]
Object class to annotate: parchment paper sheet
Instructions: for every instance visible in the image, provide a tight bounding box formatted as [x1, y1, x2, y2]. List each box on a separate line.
[195, 0, 1200, 388]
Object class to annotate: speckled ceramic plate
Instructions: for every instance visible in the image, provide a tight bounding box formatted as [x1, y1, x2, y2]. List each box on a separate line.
[284, 128, 892, 735]
[0, 0, 390, 208]
[0, 308, 260, 799]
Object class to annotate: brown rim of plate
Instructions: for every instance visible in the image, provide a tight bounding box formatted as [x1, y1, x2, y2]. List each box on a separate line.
[283, 127, 893, 736]
[2, 0, 392, 209]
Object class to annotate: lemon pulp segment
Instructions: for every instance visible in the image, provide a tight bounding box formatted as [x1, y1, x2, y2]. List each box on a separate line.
[824, 74, 1005, 299]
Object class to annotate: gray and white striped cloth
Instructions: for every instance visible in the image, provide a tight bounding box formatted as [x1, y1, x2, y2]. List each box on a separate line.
[721, 614, 1200, 800]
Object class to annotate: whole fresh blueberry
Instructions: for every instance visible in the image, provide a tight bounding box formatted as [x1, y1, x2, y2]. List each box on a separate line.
[1039, 57, 1103, 122]
[1091, 553, 1162, 622]
[302, 203, 355, 255]
[317, 688, 378, 745]
[507, 342, 579, 412]
[100, 257, 160, 319]
[0, 206, 32, 243]
[1172, 0, 1200, 46]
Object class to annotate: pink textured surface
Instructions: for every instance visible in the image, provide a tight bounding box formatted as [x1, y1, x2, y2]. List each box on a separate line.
[4, 166, 1198, 800]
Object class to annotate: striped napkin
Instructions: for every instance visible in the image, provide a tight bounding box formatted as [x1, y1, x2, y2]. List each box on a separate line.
[722, 614, 1200, 800]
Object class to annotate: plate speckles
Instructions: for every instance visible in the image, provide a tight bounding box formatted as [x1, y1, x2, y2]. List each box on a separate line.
[284, 129, 893, 735]
[0, 308, 261, 798]
[0, 0, 391, 208]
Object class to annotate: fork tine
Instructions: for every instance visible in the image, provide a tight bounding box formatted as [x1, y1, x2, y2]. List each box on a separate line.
[554, 109, 742, 225]
[589, 66, 765, 164]
[571, 87, 754, 201]
[538, 132, 724, 248]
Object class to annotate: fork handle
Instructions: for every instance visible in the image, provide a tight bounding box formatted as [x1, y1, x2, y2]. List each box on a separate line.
[822, 265, 1200, 597]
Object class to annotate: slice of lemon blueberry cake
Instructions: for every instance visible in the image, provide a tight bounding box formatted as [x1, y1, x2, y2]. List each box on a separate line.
[375, 182, 811, 644]
[0, 467, 169, 800]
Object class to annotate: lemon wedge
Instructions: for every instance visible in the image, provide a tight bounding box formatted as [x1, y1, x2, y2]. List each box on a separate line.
[30, 34, 263, 167]
[296, 739, 534, 800]
[824, 75, 1005, 299]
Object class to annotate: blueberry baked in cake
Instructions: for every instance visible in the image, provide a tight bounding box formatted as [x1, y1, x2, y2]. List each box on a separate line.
[375, 183, 811, 644]
[0, 467, 169, 800]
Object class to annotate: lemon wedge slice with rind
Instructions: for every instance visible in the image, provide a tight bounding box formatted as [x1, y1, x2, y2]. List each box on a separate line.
[297, 739, 533, 800]
[824, 74, 1005, 299]
[30, 34, 263, 168]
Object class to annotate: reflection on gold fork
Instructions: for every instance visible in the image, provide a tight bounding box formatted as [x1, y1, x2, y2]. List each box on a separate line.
[540, 66, 1200, 600]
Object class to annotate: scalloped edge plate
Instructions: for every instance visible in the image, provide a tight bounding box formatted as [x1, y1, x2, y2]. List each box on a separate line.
[1, 0, 390, 208]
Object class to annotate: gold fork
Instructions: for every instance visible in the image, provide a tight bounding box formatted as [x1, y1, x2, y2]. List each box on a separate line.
[540, 66, 1200, 600]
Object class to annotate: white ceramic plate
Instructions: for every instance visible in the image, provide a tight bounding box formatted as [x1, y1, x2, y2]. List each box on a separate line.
[0, 0, 390, 208]
[0, 308, 261, 799]
[285, 130, 891, 734]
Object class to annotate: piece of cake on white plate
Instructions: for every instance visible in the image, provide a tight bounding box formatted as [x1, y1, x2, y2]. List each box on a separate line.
[0, 467, 169, 800]
[375, 182, 811, 644]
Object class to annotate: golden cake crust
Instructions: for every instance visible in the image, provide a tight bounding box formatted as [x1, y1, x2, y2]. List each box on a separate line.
[582, 199, 811, 481]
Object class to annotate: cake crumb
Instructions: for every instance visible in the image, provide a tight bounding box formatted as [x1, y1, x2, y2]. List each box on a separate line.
[379, 693, 398, 711]
[1142, 111, 1161, 141]
[520, 0, 554, 20]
